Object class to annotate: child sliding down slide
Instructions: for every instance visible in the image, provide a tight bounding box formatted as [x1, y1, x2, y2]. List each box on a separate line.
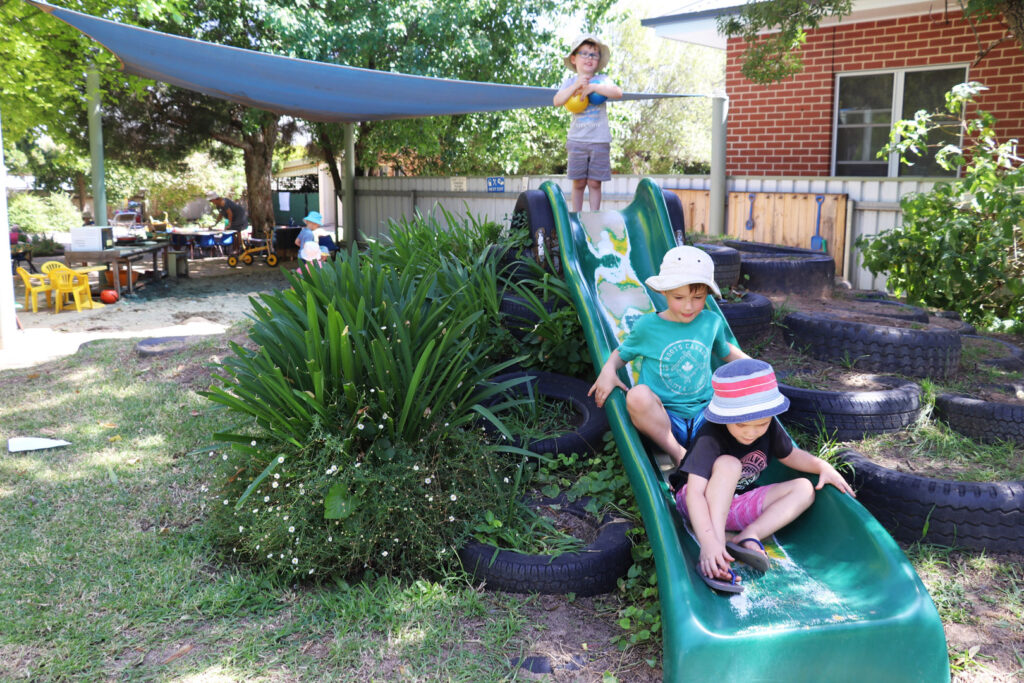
[671, 358, 856, 593]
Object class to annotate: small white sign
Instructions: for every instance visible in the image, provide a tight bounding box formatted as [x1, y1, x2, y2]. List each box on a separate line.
[278, 191, 291, 211]
[450, 177, 468, 192]
[520, 177, 530, 192]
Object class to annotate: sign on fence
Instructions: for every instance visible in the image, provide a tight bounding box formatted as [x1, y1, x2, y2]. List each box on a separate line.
[486, 177, 505, 193]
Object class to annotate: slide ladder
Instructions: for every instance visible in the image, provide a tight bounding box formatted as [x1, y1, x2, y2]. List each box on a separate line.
[541, 178, 949, 682]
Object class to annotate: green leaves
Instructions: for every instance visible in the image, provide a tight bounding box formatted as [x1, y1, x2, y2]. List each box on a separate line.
[858, 82, 1024, 330]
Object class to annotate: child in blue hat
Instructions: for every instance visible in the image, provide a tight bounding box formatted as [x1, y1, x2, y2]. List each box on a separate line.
[295, 211, 330, 257]
[673, 358, 856, 593]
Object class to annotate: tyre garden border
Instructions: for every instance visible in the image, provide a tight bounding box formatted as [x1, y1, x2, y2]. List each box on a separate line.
[696, 243, 741, 291]
[780, 311, 961, 379]
[458, 494, 634, 596]
[717, 292, 772, 345]
[961, 334, 1024, 372]
[739, 254, 836, 297]
[482, 370, 609, 457]
[839, 449, 1024, 552]
[934, 389, 1024, 445]
[777, 376, 922, 441]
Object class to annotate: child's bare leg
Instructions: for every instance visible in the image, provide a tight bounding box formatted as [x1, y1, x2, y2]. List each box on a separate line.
[733, 478, 815, 551]
[625, 385, 685, 465]
[587, 179, 602, 210]
[571, 179, 587, 212]
[692, 457, 743, 581]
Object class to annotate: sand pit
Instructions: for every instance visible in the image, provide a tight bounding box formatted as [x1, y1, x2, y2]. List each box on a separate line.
[3, 256, 292, 370]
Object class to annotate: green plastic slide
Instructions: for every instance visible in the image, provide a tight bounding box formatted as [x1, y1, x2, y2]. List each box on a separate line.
[541, 178, 949, 682]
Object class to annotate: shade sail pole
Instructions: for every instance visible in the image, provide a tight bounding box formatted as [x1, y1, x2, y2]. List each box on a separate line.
[709, 95, 727, 236]
[87, 65, 108, 226]
[343, 123, 355, 246]
[0, 106, 18, 351]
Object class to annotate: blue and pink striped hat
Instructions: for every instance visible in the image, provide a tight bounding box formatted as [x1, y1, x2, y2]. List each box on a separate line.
[704, 359, 790, 424]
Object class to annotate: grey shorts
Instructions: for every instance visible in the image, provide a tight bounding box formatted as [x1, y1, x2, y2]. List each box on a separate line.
[567, 141, 611, 182]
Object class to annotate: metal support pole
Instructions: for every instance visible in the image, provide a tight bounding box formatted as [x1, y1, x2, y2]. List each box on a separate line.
[87, 66, 108, 226]
[0, 107, 18, 350]
[709, 95, 728, 237]
[342, 123, 356, 246]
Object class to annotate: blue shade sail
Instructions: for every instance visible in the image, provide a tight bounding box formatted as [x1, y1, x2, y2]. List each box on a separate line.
[28, 0, 690, 122]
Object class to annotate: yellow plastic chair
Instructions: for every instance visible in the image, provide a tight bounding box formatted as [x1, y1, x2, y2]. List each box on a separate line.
[41, 261, 66, 276]
[16, 266, 53, 313]
[50, 268, 93, 313]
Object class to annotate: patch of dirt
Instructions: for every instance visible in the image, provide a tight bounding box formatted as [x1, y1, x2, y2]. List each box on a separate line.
[535, 504, 599, 545]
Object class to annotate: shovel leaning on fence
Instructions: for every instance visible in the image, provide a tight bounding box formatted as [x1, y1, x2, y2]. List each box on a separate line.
[810, 195, 826, 252]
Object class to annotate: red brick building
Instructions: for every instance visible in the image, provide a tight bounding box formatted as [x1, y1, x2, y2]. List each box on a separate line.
[643, 2, 1024, 177]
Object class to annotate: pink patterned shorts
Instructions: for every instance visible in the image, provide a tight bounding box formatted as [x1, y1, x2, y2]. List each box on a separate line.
[675, 483, 776, 531]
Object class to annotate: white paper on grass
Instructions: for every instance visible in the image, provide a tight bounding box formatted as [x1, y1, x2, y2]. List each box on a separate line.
[7, 437, 72, 453]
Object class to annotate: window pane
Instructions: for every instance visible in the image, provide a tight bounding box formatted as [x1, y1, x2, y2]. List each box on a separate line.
[898, 68, 966, 177]
[836, 74, 894, 172]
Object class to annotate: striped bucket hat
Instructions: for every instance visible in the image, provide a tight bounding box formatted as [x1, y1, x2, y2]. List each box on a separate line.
[704, 359, 790, 424]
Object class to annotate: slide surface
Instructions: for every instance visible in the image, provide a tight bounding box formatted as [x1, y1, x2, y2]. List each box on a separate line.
[542, 179, 949, 682]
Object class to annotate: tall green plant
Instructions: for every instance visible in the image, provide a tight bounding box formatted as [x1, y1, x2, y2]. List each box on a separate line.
[203, 247, 529, 577]
[857, 82, 1024, 331]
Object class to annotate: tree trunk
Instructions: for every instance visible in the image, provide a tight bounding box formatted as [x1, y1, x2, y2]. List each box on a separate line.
[1005, 0, 1024, 48]
[241, 119, 279, 238]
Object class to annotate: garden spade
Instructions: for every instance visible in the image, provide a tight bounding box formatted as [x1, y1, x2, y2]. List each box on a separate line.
[810, 195, 825, 251]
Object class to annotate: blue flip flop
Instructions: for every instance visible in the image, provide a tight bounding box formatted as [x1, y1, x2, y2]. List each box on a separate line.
[727, 537, 770, 572]
[697, 564, 743, 594]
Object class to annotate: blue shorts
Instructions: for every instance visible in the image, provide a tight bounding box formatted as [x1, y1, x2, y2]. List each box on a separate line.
[668, 410, 706, 451]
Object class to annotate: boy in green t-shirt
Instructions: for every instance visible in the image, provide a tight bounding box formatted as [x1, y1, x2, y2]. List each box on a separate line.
[588, 246, 748, 466]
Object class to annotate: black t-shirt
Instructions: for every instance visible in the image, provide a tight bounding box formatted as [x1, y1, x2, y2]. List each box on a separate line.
[219, 198, 248, 231]
[669, 419, 793, 494]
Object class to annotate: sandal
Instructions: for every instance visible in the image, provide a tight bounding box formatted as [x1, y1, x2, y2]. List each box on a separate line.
[697, 563, 743, 594]
[726, 537, 770, 573]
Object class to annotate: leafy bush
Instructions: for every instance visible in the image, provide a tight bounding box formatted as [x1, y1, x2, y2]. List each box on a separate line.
[507, 262, 593, 380]
[204, 242, 530, 579]
[7, 193, 48, 233]
[7, 192, 82, 233]
[857, 82, 1024, 331]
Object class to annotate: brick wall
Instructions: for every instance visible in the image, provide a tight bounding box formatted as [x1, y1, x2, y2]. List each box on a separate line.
[725, 9, 1024, 176]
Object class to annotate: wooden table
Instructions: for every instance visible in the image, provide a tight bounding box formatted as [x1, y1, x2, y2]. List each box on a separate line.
[64, 242, 171, 295]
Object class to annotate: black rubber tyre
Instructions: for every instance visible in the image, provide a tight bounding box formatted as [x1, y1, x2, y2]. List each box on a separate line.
[777, 376, 922, 441]
[498, 293, 565, 342]
[242, 253, 254, 266]
[136, 336, 193, 357]
[266, 254, 279, 267]
[717, 292, 772, 345]
[662, 189, 687, 247]
[934, 389, 1024, 445]
[513, 190, 560, 275]
[839, 449, 1024, 552]
[484, 371, 609, 456]
[723, 239, 824, 256]
[227, 255, 239, 268]
[696, 243, 741, 291]
[862, 300, 930, 323]
[459, 494, 634, 596]
[739, 254, 835, 297]
[961, 334, 1024, 372]
[781, 311, 961, 379]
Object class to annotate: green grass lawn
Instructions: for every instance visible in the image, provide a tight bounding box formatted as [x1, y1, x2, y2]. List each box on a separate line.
[2, 332, 1021, 682]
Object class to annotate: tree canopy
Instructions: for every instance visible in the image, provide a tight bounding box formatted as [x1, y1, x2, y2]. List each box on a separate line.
[719, 0, 1024, 84]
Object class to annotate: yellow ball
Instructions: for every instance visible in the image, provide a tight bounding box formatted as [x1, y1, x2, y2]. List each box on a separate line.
[564, 93, 588, 114]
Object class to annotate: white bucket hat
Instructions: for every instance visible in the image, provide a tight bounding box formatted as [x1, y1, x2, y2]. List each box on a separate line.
[563, 34, 610, 72]
[644, 246, 721, 298]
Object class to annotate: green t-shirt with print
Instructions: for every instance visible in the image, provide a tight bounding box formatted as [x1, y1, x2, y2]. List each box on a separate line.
[616, 310, 731, 418]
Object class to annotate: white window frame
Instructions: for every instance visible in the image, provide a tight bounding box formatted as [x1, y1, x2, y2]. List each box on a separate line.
[831, 64, 969, 177]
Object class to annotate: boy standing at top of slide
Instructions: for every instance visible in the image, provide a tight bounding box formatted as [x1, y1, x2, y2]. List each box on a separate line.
[553, 34, 622, 212]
